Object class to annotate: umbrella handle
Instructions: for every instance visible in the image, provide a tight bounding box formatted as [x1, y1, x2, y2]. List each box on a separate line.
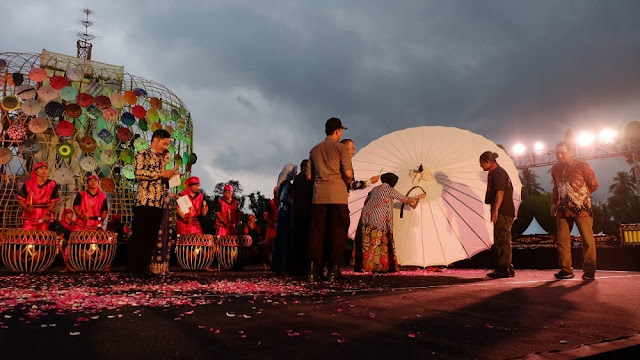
[400, 186, 426, 218]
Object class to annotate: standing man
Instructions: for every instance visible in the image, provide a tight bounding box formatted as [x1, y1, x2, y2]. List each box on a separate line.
[306, 117, 353, 281]
[17, 162, 60, 230]
[340, 138, 380, 272]
[73, 175, 108, 230]
[128, 129, 176, 274]
[552, 141, 599, 280]
[479, 151, 516, 279]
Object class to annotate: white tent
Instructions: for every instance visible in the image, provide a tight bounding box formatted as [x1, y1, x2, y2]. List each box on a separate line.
[521, 217, 547, 235]
[570, 224, 581, 237]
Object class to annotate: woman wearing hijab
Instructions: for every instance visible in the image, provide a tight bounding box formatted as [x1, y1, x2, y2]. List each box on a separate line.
[358, 173, 424, 273]
[271, 164, 297, 274]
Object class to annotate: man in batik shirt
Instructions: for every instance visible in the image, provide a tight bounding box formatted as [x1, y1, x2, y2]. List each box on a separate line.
[551, 141, 599, 281]
[128, 129, 176, 274]
[73, 175, 108, 230]
[17, 162, 60, 230]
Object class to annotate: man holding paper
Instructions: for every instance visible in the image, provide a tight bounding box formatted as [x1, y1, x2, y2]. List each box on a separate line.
[176, 176, 208, 234]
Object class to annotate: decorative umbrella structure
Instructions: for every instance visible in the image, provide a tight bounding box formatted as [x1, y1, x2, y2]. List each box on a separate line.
[0, 50, 196, 230]
[348, 126, 522, 267]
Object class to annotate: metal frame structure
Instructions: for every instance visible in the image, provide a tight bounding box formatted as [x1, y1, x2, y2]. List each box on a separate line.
[0, 51, 194, 231]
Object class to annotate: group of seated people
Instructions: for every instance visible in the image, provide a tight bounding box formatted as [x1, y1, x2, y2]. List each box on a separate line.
[13, 163, 266, 272]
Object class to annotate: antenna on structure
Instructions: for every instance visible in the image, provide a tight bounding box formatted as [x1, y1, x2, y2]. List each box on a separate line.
[75, 8, 97, 60]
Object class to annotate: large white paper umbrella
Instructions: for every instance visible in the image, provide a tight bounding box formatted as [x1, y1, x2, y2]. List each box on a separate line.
[348, 126, 522, 267]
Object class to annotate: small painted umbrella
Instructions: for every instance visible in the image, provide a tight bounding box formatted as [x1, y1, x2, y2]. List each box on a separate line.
[98, 129, 114, 144]
[122, 164, 135, 180]
[103, 108, 118, 122]
[49, 76, 68, 90]
[110, 93, 125, 108]
[146, 108, 159, 122]
[94, 95, 111, 109]
[28, 68, 48, 82]
[60, 86, 79, 102]
[0, 147, 14, 165]
[15, 84, 36, 100]
[86, 80, 103, 97]
[37, 85, 59, 102]
[100, 178, 116, 193]
[80, 156, 98, 171]
[56, 141, 75, 159]
[66, 67, 84, 82]
[1, 95, 21, 111]
[64, 104, 82, 118]
[116, 127, 133, 142]
[150, 97, 162, 109]
[53, 167, 74, 185]
[120, 149, 135, 164]
[189, 153, 197, 165]
[11, 73, 24, 86]
[133, 137, 148, 152]
[0, 59, 5, 71]
[7, 123, 27, 140]
[44, 101, 64, 118]
[21, 99, 43, 116]
[86, 104, 102, 119]
[78, 136, 97, 154]
[133, 88, 147, 96]
[28, 117, 49, 134]
[18, 139, 40, 156]
[131, 105, 146, 119]
[55, 120, 75, 137]
[124, 91, 137, 105]
[121, 112, 136, 126]
[76, 93, 93, 107]
[100, 149, 117, 165]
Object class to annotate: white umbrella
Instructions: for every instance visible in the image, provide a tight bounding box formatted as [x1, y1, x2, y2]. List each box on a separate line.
[348, 126, 522, 267]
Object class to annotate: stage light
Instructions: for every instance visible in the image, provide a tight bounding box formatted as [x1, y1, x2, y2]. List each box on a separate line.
[599, 128, 618, 144]
[512, 143, 527, 156]
[533, 141, 545, 154]
[576, 131, 595, 147]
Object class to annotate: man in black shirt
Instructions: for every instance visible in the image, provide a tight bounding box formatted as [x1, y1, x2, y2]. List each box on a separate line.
[480, 151, 516, 278]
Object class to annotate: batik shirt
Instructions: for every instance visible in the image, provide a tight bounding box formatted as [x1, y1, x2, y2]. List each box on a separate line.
[361, 184, 413, 232]
[551, 160, 599, 217]
[134, 148, 167, 208]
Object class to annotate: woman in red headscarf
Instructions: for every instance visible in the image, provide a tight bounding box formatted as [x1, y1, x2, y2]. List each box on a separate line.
[176, 176, 208, 234]
[73, 175, 108, 230]
[215, 184, 242, 236]
[17, 162, 60, 230]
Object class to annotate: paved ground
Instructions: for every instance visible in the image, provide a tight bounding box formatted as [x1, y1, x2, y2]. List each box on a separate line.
[1, 267, 640, 359]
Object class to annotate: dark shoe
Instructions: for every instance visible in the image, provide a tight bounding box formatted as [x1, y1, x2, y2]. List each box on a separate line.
[328, 265, 342, 282]
[554, 270, 575, 279]
[487, 270, 510, 279]
[582, 272, 595, 281]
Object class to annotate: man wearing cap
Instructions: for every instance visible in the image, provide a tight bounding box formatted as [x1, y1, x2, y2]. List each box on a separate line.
[17, 162, 60, 231]
[306, 117, 354, 282]
[129, 129, 176, 274]
[176, 176, 208, 234]
[73, 175, 109, 231]
[215, 184, 243, 236]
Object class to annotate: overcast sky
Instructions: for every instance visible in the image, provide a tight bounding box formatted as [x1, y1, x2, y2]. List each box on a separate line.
[2, 0, 640, 200]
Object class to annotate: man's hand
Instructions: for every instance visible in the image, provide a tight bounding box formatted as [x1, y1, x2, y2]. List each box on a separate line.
[44, 213, 51, 223]
[370, 175, 380, 184]
[491, 209, 499, 223]
[161, 169, 176, 179]
[25, 205, 35, 215]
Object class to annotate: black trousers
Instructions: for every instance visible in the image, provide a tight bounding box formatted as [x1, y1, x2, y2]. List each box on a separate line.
[127, 206, 164, 273]
[307, 204, 350, 267]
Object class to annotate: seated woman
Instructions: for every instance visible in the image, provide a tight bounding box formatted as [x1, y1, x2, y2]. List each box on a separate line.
[357, 173, 425, 273]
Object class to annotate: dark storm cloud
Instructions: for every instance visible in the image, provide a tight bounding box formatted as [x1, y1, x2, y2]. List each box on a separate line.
[2, 0, 640, 196]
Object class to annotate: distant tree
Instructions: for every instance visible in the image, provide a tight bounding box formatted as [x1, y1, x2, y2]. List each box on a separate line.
[199, 190, 217, 235]
[246, 191, 270, 232]
[607, 171, 640, 223]
[213, 179, 246, 210]
[519, 168, 544, 197]
[513, 193, 555, 235]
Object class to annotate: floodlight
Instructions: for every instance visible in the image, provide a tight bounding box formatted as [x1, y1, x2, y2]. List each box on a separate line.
[512, 143, 527, 156]
[599, 128, 618, 144]
[576, 131, 595, 147]
[533, 141, 545, 154]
